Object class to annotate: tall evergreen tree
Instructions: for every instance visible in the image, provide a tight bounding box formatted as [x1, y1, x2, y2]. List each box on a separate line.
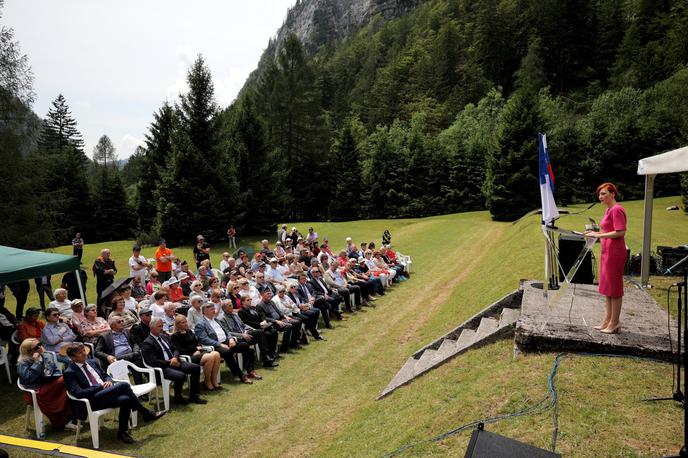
[38, 94, 85, 156]
[91, 165, 132, 242]
[156, 55, 235, 243]
[221, 92, 277, 234]
[328, 116, 366, 221]
[484, 91, 543, 221]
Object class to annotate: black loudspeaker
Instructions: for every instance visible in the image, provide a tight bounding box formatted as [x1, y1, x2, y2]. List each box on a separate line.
[464, 426, 561, 458]
[558, 234, 594, 284]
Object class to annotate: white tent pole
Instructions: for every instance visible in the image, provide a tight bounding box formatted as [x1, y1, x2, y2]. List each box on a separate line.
[75, 269, 86, 305]
[640, 174, 655, 287]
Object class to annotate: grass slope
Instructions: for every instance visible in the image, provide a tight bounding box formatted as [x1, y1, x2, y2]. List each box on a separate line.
[1, 196, 685, 457]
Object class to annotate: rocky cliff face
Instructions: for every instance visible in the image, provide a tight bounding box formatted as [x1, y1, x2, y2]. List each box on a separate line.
[277, 0, 424, 54]
[241, 0, 425, 93]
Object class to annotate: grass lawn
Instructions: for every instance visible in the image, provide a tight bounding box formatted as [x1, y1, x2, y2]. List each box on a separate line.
[1, 196, 685, 457]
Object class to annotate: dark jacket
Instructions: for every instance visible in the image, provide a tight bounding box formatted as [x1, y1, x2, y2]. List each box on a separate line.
[141, 333, 179, 368]
[94, 329, 138, 366]
[63, 359, 110, 420]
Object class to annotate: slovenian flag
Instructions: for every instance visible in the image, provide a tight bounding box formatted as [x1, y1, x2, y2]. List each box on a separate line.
[538, 133, 559, 225]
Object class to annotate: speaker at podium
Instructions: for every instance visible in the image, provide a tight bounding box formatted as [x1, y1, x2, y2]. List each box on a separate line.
[558, 234, 594, 284]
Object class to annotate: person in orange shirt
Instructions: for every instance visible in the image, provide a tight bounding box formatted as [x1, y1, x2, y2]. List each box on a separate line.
[155, 239, 175, 283]
[18, 307, 45, 341]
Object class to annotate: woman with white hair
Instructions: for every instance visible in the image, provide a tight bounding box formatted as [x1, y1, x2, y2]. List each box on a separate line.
[49, 288, 73, 320]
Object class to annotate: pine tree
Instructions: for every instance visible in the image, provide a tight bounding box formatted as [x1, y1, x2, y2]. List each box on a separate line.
[156, 55, 234, 243]
[91, 165, 132, 242]
[484, 91, 542, 221]
[514, 36, 548, 95]
[38, 94, 85, 156]
[328, 116, 366, 221]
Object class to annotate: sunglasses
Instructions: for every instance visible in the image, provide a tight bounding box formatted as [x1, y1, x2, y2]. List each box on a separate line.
[31, 343, 42, 352]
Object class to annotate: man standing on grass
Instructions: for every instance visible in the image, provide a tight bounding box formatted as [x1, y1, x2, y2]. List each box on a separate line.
[155, 239, 174, 283]
[72, 232, 84, 261]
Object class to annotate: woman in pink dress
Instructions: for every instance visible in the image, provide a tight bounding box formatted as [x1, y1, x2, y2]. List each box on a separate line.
[585, 182, 627, 334]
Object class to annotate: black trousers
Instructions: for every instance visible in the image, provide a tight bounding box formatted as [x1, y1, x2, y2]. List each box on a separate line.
[215, 345, 244, 377]
[89, 382, 149, 434]
[35, 283, 54, 311]
[247, 328, 276, 361]
[294, 309, 320, 338]
[351, 280, 372, 299]
[230, 340, 255, 372]
[273, 321, 297, 351]
[159, 361, 200, 400]
[312, 299, 332, 326]
[8, 281, 29, 320]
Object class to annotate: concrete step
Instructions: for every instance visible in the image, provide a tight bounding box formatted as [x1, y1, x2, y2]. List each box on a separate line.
[499, 307, 521, 328]
[378, 357, 418, 399]
[413, 348, 437, 376]
[473, 317, 499, 343]
[456, 329, 476, 349]
[430, 338, 460, 365]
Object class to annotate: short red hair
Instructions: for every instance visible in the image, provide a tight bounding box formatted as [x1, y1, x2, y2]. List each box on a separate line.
[596, 182, 618, 197]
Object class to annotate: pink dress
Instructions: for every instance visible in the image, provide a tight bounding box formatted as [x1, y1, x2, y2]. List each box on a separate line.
[598, 204, 627, 297]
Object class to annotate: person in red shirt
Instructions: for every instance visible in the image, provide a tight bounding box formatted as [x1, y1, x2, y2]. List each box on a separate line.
[155, 239, 175, 283]
[167, 277, 186, 303]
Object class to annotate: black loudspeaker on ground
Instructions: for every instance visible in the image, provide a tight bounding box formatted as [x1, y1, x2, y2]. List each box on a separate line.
[464, 424, 561, 458]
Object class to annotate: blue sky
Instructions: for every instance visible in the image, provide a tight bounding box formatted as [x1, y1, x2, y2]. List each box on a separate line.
[4, 0, 291, 158]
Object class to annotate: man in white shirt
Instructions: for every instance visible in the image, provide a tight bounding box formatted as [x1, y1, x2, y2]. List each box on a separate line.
[266, 258, 287, 286]
[128, 245, 149, 282]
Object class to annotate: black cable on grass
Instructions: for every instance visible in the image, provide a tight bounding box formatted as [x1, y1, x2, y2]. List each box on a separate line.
[383, 352, 670, 457]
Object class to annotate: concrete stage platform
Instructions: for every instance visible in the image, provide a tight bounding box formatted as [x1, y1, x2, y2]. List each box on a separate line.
[515, 280, 678, 361]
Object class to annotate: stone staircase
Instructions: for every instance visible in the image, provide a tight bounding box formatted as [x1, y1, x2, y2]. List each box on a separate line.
[377, 288, 523, 399]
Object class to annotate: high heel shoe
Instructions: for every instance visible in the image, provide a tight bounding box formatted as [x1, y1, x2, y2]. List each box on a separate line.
[594, 323, 609, 330]
[600, 324, 621, 334]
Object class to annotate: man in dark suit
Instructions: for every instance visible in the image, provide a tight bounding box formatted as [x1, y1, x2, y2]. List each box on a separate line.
[286, 283, 325, 340]
[296, 273, 334, 329]
[307, 269, 344, 322]
[195, 303, 257, 383]
[141, 318, 206, 405]
[94, 316, 144, 383]
[130, 307, 152, 346]
[63, 343, 165, 444]
[256, 289, 300, 352]
[218, 300, 278, 367]
[237, 295, 279, 359]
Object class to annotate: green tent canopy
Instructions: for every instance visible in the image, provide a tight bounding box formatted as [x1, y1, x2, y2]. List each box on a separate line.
[0, 245, 80, 284]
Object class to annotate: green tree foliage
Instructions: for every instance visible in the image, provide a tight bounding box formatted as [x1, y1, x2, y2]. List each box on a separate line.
[440, 88, 504, 212]
[91, 165, 133, 242]
[484, 91, 543, 221]
[256, 34, 330, 219]
[220, 92, 277, 234]
[155, 55, 235, 244]
[38, 94, 85, 156]
[328, 116, 366, 221]
[92, 134, 117, 167]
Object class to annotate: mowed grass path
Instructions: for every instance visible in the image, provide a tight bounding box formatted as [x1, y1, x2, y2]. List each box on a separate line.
[0, 197, 685, 457]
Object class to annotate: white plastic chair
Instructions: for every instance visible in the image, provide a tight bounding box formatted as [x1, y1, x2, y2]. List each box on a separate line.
[17, 378, 45, 439]
[106, 360, 158, 426]
[140, 354, 172, 411]
[0, 342, 11, 384]
[66, 391, 116, 449]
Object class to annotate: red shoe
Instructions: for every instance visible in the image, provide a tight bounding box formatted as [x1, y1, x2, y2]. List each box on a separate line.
[248, 371, 262, 380]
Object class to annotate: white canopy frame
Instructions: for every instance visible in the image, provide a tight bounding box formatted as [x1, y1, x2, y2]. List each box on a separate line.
[637, 145, 688, 286]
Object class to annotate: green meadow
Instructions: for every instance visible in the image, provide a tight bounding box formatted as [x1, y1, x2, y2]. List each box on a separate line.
[1, 196, 685, 457]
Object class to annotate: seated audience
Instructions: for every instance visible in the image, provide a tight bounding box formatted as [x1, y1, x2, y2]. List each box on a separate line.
[94, 315, 145, 384]
[79, 304, 110, 344]
[120, 285, 138, 312]
[237, 295, 279, 360]
[195, 303, 257, 384]
[131, 276, 147, 301]
[18, 307, 44, 342]
[70, 299, 87, 330]
[186, 294, 204, 330]
[130, 306, 152, 347]
[217, 299, 278, 367]
[108, 295, 139, 330]
[257, 289, 301, 353]
[161, 303, 176, 335]
[49, 288, 73, 320]
[64, 342, 165, 443]
[308, 268, 344, 321]
[41, 307, 77, 360]
[171, 314, 222, 391]
[323, 261, 363, 312]
[141, 318, 206, 405]
[145, 271, 161, 296]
